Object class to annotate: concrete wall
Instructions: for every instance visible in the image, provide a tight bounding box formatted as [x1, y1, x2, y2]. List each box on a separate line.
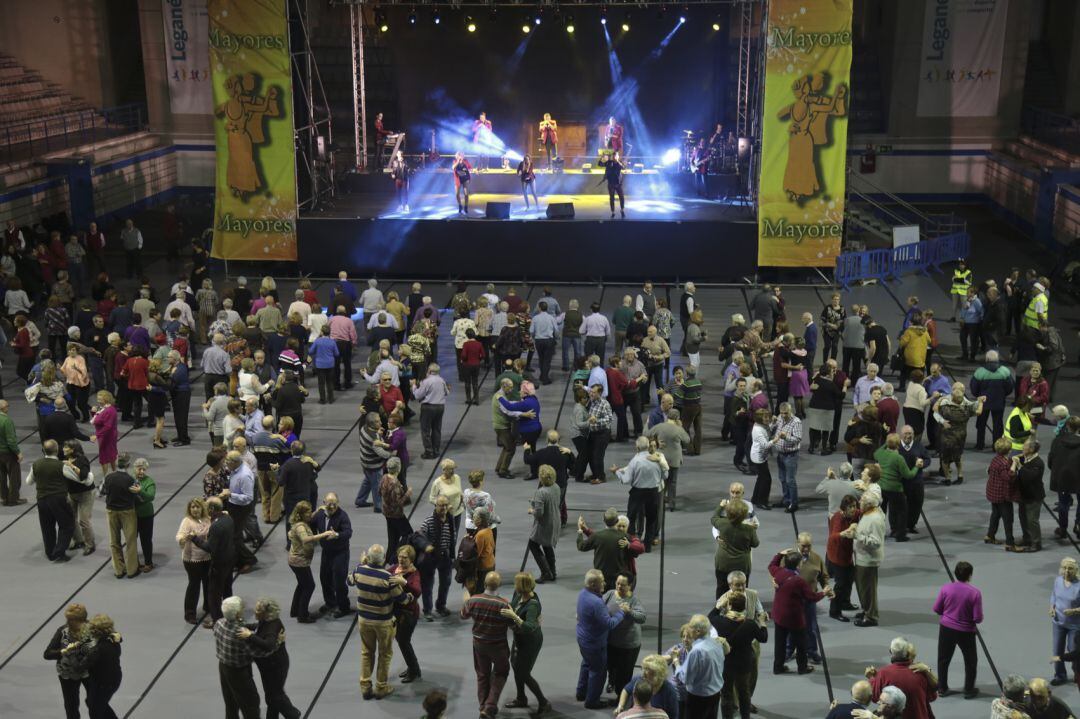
[0, 0, 116, 107]
[848, 144, 991, 198]
[879, 0, 1031, 141]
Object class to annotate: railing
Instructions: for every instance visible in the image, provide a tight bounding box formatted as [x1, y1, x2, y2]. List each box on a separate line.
[1022, 105, 1080, 156]
[847, 169, 969, 239]
[834, 231, 970, 290]
[0, 103, 146, 163]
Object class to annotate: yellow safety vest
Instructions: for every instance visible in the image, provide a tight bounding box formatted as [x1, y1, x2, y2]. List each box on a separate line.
[1023, 292, 1048, 329]
[1003, 407, 1033, 451]
[950, 268, 972, 295]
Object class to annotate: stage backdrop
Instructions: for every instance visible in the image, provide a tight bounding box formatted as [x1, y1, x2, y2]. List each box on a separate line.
[757, 0, 853, 268]
[161, 0, 212, 114]
[208, 0, 297, 261]
[916, 0, 1010, 117]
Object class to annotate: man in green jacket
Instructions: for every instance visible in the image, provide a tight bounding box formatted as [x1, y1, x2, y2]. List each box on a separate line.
[873, 434, 923, 543]
[0, 400, 24, 505]
[576, 508, 630, 589]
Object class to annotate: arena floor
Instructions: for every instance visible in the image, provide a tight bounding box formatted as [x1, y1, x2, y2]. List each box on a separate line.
[1, 237, 1078, 718]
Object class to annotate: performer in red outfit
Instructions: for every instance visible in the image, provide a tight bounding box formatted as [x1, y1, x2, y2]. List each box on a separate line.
[604, 116, 624, 155]
[453, 151, 473, 216]
[472, 112, 493, 171]
[538, 113, 558, 171]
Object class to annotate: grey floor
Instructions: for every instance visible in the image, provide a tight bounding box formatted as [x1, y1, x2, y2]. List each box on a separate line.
[2, 226, 1079, 718]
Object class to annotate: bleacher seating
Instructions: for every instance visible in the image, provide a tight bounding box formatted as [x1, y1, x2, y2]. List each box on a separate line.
[0, 52, 105, 149]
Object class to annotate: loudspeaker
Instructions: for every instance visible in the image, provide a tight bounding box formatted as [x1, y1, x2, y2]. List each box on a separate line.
[485, 202, 511, 220]
[546, 202, 575, 219]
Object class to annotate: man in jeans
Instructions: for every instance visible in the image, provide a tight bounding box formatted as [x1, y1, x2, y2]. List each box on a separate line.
[772, 402, 803, 512]
[560, 299, 584, 371]
[413, 363, 450, 459]
[356, 413, 391, 510]
[0, 400, 25, 505]
[349, 544, 406, 700]
[530, 301, 557, 385]
[102, 452, 140, 576]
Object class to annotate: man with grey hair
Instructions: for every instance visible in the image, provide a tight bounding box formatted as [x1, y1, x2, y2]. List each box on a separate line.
[221, 297, 240, 327]
[750, 284, 778, 341]
[559, 298, 584, 371]
[214, 595, 262, 719]
[816, 463, 859, 516]
[826, 679, 873, 718]
[576, 568, 627, 709]
[413, 362, 450, 459]
[991, 675, 1029, 719]
[843, 492, 886, 627]
[971, 347, 1013, 450]
[201, 333, 231, 400]
[875, 685, 907, 718]
[678, 282, 697, 355]
[614, 436, 667, 549]
[646, 407, 690, 511]
[359, 278, 384, 317]
[581, 303, 612, 365]
[865, 638, 937, 718]
[673, 612, 728, 717]
[288, 289, 312, 324]
[349, 543, 406, 700]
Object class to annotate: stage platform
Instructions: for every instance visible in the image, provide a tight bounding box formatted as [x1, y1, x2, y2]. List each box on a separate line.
[298, 177, 758, 280]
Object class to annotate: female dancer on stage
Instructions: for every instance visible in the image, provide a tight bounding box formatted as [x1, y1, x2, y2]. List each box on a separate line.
[538, 113, 558, 171]
[517, 155, 539, 210]
[597, 152, 626, 219]
[389, 150, 409, 212]
[453, 151, 472, 215]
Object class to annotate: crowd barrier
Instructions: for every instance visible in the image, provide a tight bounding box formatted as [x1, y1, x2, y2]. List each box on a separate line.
[834, 232, 970, 289]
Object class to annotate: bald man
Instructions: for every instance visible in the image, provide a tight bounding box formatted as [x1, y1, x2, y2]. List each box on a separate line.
[827, 680, 873, 718]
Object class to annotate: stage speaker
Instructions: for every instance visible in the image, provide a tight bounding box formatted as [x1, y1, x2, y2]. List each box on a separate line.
[485, 202, 511, 219]
[581, 163, 593, 173]
[552, 157, 566, 174]
[546, 202, 575, 219]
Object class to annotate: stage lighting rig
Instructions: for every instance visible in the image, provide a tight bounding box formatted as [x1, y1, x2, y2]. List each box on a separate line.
[408, 7, 417, 24]
[533, 9, 543, 25]
[622, 9, 630, 31]
[656, 5, 666, 20]
[600, 6, 607, 25]
[375, 9, 388, 32]
[433, 8, 441, 24]
[566, 14, 575, 33]
[466, 15, 477, 32]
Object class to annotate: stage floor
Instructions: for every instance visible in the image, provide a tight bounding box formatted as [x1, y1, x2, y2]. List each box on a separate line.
[316, 191, 751, 222]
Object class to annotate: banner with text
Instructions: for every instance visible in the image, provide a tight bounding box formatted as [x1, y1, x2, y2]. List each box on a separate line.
[916, 0, 1010, 117]
[758, 0, 853, 267]
[161, 0, 212, 114]
[209, 0, 297, 261]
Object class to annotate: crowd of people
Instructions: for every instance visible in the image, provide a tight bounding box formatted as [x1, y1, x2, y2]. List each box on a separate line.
[4, 217, 1076, 719]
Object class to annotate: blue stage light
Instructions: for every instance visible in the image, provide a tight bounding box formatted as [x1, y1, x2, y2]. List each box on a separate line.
[661, 148, 681, 166]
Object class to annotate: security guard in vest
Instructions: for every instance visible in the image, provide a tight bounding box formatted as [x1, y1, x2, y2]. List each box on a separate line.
[950, 259, 973, 322]
[1023, 280, 1049, 330]
[1003, 396, 1035, 453]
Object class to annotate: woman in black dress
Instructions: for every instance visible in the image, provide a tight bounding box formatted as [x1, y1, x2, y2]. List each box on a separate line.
[248, 597, 302, 719]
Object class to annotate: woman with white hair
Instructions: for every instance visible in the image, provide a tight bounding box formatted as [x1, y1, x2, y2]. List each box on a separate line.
[248, 597, 301, 719]
[214, 596, 261, 717]
[931, 383, 985, 486]
[427, 459, 464, 535]
[1050, 557, 1080, 686]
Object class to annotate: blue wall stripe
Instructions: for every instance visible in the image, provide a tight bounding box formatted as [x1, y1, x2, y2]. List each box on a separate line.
[1060, 186, 1080, 205]
[0, 177, 66, 205]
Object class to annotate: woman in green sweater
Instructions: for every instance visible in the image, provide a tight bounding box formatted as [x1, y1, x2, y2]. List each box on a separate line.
[872, 433, 922, 543]
[502, 572, 551, 713]
[133, 458, 157, 572]
[711, 499, 759, 599]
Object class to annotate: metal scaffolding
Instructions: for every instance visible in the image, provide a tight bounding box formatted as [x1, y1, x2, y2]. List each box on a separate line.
[289, 0, 335, 211]
[350, 3, 368, 171]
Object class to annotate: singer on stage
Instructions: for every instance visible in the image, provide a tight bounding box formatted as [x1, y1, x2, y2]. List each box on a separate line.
[453, 151, 472, 215]
[518, 154, 538, 210]
[597, 152, 626, 219]
[472, 111, 493, 171]
[538, 113, 558, 171]
[604, 116, 624, 155]
[389, 150, 409, 212]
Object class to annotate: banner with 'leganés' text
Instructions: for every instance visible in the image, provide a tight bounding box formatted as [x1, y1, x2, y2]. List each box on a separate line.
[209, 0, 297, 261]
[757, 0, 853, 267]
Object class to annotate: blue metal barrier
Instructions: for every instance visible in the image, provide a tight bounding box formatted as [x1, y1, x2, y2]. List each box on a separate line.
[835, 232, 970, 288]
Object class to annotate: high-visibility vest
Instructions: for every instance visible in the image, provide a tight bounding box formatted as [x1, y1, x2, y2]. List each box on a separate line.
[950, 268, 972, 295]
[1003, 407, 1033, 452]
[1023, 292, 1048, 329]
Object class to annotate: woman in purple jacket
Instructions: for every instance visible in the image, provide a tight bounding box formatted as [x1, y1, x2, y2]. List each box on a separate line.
[932, 560, 983, 698]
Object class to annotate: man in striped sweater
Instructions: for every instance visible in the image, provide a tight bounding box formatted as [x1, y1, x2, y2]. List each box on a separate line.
[348, 544, 406, 700]
[460, 571, 515, 719]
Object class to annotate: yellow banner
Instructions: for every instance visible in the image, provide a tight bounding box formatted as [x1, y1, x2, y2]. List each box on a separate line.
[757, 0, 853, 267]
[209, 0, 297, 261]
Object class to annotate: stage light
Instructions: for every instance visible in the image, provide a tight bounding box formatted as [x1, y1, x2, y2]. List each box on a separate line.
[661, 148, 681, 166]
[376, 10, 388, 32]
[680, 4, 689, 23]
[380, 22, 389, 32]
[678, 14, 686, 24]
[433, 9, 440, 25]
[408, 8, 417, 25]
[622, 10, 630, 31]
[600, 7, 607, 25]
[534, 10, 542, 25]
[566, 15, 575, 33]
[522, 23, 530, 33]
[466, 16, 476, 32]
[712, 19, 721, 31]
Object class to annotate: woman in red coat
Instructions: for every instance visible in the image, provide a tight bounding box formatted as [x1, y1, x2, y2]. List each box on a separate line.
[120, 347, 150, 429]
[388, 545, 423, 682]
[1018, 362, 1051, 424]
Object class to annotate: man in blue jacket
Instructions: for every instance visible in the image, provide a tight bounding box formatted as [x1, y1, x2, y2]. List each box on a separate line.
[576, 569, 627, 709]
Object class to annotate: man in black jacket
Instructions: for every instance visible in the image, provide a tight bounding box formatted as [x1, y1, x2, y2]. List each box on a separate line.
[28, 439, 76, 562]
[41, 399, 90, 446]
[825, 680, 874, 718]
[710, 593, 768, 719]
[311, 493, 353, 618]
[194, 497, 237, 623]
[277, 441, 319, 546]
[1049, 416, 1080, 539]
[898, 425, 932, 535]
[524, 430, 574, 525]
[271, 371, 306, 437]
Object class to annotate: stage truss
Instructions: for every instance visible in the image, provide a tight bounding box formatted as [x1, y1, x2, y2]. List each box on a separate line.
[289, 0, 335, 211]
